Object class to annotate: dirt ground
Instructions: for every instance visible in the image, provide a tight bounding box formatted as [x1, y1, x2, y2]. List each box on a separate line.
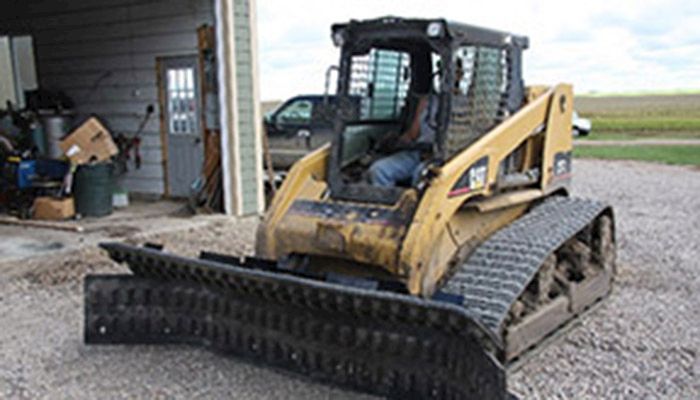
[0, 200, 213, 274]
[0, 159, 698, 399]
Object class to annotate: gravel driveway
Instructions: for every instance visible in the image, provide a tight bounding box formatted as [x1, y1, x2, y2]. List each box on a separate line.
[1, 159, 698, 399]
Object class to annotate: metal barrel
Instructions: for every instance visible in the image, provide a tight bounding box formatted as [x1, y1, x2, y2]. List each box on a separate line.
[85, 242, 508, 400]
[41, 114, 71, 159]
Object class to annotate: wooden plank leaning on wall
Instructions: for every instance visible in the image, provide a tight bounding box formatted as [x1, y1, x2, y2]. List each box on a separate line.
[155, 57, 170, 197]
[197, 25, 224, 212]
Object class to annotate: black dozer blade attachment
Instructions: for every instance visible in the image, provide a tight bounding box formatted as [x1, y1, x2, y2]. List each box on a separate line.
[85, 242, 509, 399]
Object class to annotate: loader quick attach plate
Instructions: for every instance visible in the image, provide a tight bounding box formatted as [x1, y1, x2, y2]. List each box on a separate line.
[85, 243, 508, 400]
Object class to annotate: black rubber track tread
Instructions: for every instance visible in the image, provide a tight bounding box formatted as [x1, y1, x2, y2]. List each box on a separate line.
[442, 196, 611, 335]
[85, 251, 507, 399]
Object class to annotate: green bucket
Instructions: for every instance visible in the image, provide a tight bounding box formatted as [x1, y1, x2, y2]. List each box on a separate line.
[74, 162, 114, 217]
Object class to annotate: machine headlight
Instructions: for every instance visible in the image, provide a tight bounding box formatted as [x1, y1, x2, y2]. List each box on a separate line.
[426, 22, 444, 37]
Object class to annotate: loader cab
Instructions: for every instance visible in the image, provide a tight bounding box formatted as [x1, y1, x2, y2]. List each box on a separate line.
[325, 17, 528, 205]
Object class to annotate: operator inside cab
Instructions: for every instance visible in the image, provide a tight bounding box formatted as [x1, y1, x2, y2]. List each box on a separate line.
[368, 93, 436, 187]
[369, 58, 463, 187]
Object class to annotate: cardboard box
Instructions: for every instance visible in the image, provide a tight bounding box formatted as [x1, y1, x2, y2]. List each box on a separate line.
[59, 117, 118, 165]
[33, 196, 75, 220]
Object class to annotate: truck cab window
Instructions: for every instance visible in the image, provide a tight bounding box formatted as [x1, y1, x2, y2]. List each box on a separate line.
[277, 100, 313, 123]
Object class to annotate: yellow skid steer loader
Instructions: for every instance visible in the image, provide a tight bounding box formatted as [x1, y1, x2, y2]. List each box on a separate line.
[85, 17, 615, 399]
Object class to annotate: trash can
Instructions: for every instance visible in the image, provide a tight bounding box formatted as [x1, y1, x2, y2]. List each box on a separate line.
[74, 162, 113, 217]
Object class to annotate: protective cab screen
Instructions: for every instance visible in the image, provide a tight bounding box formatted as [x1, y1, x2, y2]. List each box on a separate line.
[347, 48, 411, 121]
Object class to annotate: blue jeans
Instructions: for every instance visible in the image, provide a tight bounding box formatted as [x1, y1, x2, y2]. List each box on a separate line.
[369, 150, 423, 187]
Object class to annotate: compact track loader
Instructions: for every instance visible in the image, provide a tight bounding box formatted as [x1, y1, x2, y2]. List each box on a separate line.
[85, 17, 616, 399]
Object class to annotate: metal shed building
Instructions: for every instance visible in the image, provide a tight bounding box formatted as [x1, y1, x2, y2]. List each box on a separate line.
[1, 0, 264, 216]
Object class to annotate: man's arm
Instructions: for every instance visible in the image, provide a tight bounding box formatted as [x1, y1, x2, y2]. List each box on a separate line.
[398, 96, 428, 144]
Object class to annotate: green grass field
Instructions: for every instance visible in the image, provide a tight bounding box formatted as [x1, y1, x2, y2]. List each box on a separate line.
[575, 94, 700, 140]
[578, 89, 700, 98]
[589, 117, 700, 135]
[573, 94, 700, 164]
[574, 145, 700, 166]
[577, 132, 699, 141]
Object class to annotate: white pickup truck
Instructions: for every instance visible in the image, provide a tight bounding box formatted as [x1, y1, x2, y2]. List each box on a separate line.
[572, 111, 592, 136]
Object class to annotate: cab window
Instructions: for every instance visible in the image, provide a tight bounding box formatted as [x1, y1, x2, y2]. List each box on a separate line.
[348, 48, 411, 121]
[277, 99, 313, 123]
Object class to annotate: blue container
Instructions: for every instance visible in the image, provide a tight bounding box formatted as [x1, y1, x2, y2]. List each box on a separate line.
[16, 160, 36, 189]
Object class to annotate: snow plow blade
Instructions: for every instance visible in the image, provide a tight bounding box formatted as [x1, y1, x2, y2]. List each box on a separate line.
[85, 242, 508, 399]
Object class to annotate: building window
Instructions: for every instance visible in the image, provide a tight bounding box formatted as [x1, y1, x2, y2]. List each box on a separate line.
[167, 67, 197, 134]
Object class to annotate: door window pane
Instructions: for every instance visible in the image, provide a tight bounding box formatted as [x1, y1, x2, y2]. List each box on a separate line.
[167, 66, 197, 134]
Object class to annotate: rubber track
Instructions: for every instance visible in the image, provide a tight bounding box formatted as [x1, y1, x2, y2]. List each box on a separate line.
[85, 246, 507, 399]
[442, 196, 610, 336]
